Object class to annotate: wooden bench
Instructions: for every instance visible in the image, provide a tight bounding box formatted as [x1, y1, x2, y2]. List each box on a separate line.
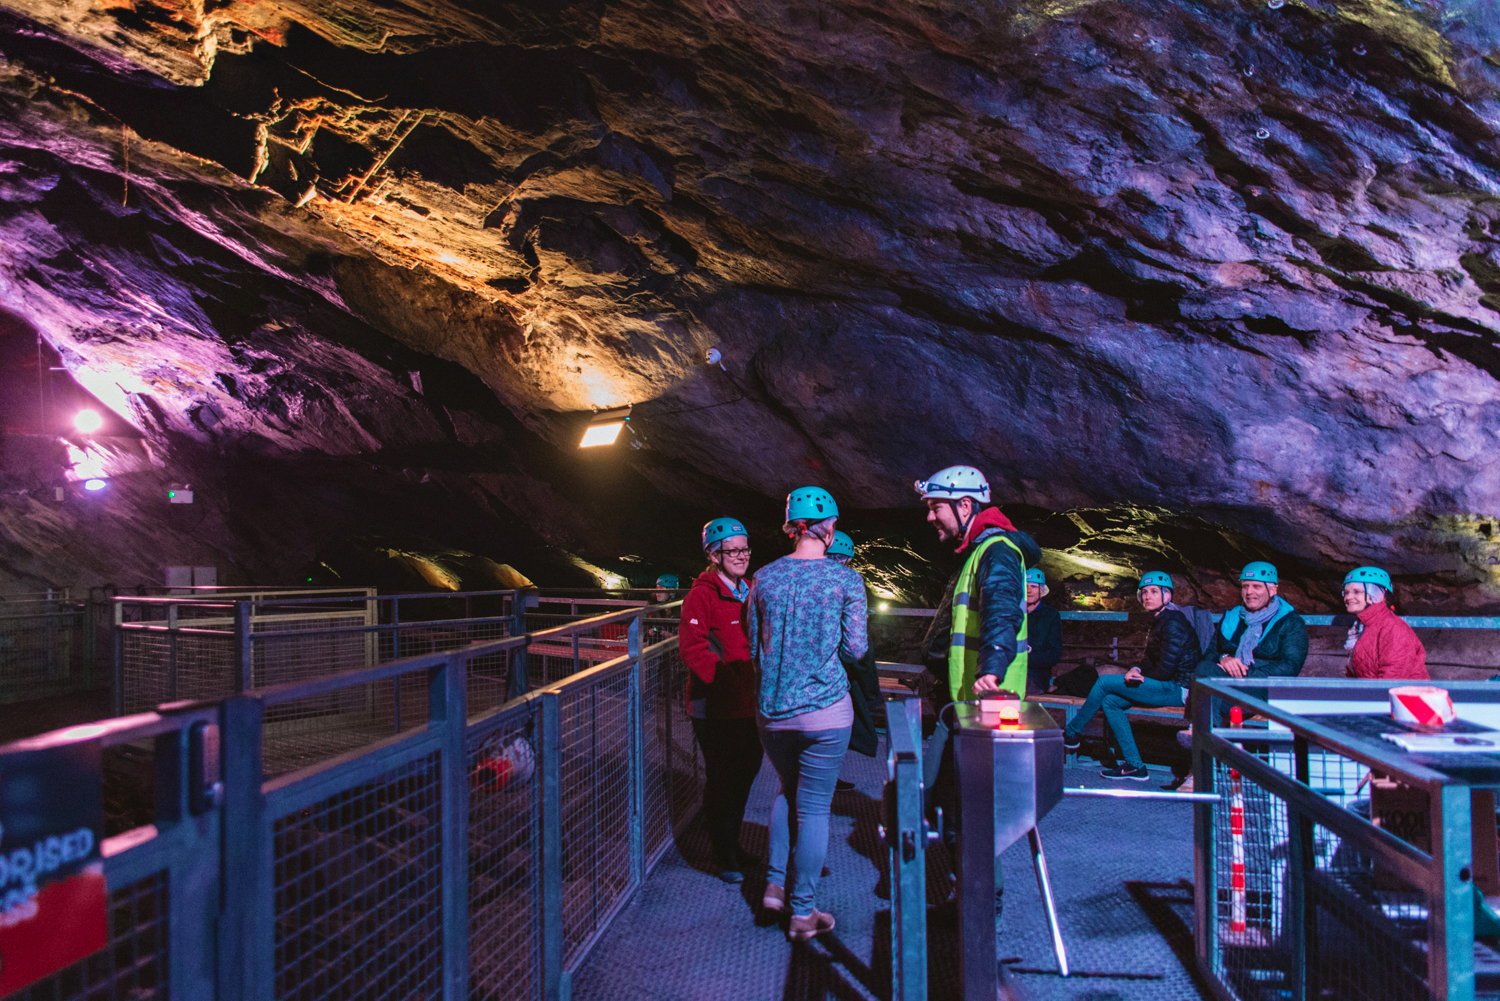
[1028, 694, 1186, 761]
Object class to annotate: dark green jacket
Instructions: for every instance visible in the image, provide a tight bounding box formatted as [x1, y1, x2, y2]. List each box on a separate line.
[842, 647, 882, 757]
[1197, 601, 1310, 678]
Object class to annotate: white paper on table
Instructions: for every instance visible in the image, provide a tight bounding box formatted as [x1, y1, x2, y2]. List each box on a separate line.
[1379, 732, 1500, 754]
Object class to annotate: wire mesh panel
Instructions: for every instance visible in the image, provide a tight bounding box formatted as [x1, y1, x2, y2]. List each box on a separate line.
[271, 750, 445, 1001]
[528, 619, 630, 688]
[641, 642, 673, 861]
[4, 870, 169, 1001]
[1212, 756, 1293, 997]
[261, 672, 432, 779]
[1210, 751, 1434, 1001]
[558, 666, 636, 966]
[1309, 820, 1431, 1001]
[467, 706, 540, 1001]
[0, 605, 91, 705]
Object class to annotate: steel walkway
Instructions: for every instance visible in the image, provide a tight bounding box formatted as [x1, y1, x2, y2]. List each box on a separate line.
[571, 738, 1213, 1001]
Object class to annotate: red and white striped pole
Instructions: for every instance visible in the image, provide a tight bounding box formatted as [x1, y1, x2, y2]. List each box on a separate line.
[1227, 705, 1247, 937]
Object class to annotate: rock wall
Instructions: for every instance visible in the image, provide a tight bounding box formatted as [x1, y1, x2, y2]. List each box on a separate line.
[1, 0, 1499, 604]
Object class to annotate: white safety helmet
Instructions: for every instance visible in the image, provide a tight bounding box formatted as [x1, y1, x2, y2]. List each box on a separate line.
[914, 465, 990, 504]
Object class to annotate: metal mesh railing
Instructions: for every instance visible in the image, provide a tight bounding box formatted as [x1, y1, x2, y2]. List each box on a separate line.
[467, 704, 541, 1001]
[117, 592, 520, 717]
[5, 870, 169, 1001]
[559, 666, 636, 965]
[271, 750, 445, 1001]
[18, 600, 698, 1001]
[0, 603, 92, 705]
[1210, 748, 1434, 1001]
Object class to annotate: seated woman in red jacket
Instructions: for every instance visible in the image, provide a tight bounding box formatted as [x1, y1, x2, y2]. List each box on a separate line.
[1342, 566, 1427, 680]
[680, 517, 762, 883]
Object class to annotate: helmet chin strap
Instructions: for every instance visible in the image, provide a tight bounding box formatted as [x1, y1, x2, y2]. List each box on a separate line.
[952, 499, 974, 541]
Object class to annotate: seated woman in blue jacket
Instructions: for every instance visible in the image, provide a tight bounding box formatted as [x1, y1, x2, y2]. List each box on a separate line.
[1062, 572, 1199, 782]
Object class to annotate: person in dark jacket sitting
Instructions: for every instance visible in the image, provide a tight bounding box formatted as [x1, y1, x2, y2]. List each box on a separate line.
[1025, 568, 1062, 694]
[1062, 572, 1198, 782]
[1196, 562, 1310, 681]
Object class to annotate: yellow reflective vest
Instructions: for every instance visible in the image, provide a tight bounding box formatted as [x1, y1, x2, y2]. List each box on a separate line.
[947, 533, 1030, 703]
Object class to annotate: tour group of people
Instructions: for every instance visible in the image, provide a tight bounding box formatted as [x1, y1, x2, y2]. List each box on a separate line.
[673, 463, 1429, 940]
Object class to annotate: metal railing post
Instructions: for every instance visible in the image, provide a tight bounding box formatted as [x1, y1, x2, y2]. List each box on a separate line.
[540, 688, 565, 1001]
[235, 601, 252, 693]
[434, 653, 470, 999]
[112, 601, 125, 716]
[168, 602, 179, 701]
[1432, 783, 1476, 998]
[629, 614, 645, 887]
[509, 588, 531, 699]
[393, 596, 402, 660]
[1285, 736, 1313, 1001]
[1191, 683, 1218, 984]
[888, 694, 927, 1001]
[219, 694, 271, 1001]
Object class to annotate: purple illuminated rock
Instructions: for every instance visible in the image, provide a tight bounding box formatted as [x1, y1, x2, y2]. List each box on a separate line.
[0, 0, 1498, 603]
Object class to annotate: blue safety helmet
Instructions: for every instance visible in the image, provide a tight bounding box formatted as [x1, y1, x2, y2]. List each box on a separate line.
[1240, 561, 1279, 584]
[827, 531, 855, 559]
[786, 486, 838, 523]
[655, 575, 679, 589]
[1138, 571, 1174, 592]
[701, 517, 747, 552]
[1025, 568, 1047, 587]
[914, 465, 990, 504]
[1343, 566, 1391, 591]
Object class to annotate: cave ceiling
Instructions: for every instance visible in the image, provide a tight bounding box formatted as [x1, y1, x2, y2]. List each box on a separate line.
[2, 0, 1500, 598]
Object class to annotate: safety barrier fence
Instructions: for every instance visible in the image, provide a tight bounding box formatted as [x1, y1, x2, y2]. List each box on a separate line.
[114, 591, 525, 717]
[0, 595, 94, 705]
[1190, 678, 1499, 1001]
[7, 602, 704, 1001]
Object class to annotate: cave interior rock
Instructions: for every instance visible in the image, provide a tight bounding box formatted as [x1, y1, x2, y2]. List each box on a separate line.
[0, 0, 1498, 611]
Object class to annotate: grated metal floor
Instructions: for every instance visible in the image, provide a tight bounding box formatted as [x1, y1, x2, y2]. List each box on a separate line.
[570, 737, 1212, 1001]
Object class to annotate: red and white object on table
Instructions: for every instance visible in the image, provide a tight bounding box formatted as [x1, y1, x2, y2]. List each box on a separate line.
[1389, 685, 1456, 727]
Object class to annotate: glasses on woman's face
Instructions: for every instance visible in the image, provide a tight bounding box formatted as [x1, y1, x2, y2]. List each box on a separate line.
[718, 548, 752, 559]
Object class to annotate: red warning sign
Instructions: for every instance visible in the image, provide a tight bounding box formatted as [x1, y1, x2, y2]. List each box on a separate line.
[0, 737, 108, 994]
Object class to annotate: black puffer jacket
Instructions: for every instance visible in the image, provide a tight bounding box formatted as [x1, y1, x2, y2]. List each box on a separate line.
[1140, 607, 1199, 688]
[923, 514, 1043, 698]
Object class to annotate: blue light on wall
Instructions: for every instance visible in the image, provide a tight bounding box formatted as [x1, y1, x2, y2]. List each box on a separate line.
[83, 479, 106, 491]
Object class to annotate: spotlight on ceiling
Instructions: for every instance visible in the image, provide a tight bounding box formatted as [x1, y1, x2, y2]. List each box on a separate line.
[578, 406, 632, 448]
[83, 479, 107, 491]
[74, 409, 103, 434]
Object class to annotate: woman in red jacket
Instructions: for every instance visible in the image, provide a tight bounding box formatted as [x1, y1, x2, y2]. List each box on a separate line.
[680, 517, 763, 882]
[1342, 566, 1428, 680]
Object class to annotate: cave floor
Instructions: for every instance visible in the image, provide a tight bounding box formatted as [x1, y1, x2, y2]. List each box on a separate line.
[570, 741, 1209, 1001]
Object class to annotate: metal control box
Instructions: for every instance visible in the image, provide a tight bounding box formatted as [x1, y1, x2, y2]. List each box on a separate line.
[952, 702, 1064, 1001]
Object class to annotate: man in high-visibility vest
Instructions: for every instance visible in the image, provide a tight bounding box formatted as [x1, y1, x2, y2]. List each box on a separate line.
[916, 464, 1042, 924]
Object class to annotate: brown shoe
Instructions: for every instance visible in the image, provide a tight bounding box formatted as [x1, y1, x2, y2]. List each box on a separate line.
[762, 884, 785, 913]
[787, 909, 835, 941]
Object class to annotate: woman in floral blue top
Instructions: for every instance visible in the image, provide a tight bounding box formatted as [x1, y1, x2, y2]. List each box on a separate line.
[746, 486, 868, 941]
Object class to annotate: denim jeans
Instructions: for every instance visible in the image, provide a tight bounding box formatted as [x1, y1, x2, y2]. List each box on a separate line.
[759, 724, 851, 916]
[1064, 675, 1182, 769]
[923, 714, 1005, 914]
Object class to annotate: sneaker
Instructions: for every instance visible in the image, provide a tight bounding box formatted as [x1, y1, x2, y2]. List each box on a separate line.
[1101, 764, 1151, 782]
[787, 909, 835, 942]
[718, 868, 745, 884]
[1062, 731, 1082, 750]
[762, 883, 785, 913]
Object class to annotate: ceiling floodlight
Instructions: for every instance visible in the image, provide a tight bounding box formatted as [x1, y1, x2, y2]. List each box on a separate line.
[579, 406, 632, 448]
[74, 409, 103, 434]
[83, 478, 106, 491]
